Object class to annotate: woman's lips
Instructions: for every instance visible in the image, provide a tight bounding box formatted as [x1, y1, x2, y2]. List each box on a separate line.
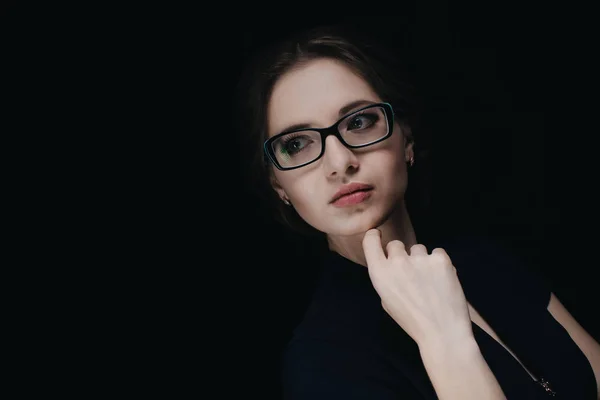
[331, 189, 373, 207]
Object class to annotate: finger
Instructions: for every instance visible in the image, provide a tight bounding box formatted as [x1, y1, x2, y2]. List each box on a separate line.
[362, 229, 386, 266]
[408, 244, 428, 256]
[431, 247, 452, 263]
[386, 240, 407, 258]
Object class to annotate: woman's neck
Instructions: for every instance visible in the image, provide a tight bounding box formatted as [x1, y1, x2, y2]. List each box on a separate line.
[326, 201, 417, 267]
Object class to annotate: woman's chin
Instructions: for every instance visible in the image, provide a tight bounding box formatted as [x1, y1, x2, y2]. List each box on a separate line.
[323, 217, 385, 237]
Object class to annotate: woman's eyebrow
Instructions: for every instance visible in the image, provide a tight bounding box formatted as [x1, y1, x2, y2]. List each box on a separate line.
[338, 99, 376, 117]
[277, 100, 377, 134]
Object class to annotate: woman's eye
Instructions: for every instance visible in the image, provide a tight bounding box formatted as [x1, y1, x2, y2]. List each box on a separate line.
[282, 137, 311, 155]
[348, 114, 377, 130]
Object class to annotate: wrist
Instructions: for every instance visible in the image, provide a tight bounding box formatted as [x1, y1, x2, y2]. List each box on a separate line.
[419, 335, 482, 375]
[417, 334, 506, 399]
[417, 331, 478, 357]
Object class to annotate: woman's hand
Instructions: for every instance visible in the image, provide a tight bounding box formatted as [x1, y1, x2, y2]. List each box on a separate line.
[362, 229, 473, 348]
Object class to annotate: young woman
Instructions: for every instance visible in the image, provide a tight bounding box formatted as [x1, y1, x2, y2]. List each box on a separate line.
[235, 23, 600, 399]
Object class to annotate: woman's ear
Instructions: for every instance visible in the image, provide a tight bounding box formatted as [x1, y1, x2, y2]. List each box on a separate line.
[404, 133, 415, 162]
[405, 140, 414, 162]
[399, 122, 415, 161]
[270, 174, 289, 203]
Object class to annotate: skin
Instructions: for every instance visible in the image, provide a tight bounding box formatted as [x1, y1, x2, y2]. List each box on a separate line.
[267, 58, 416, 266]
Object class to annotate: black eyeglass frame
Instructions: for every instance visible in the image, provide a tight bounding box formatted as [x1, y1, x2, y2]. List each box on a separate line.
[263, 102, 395, 171]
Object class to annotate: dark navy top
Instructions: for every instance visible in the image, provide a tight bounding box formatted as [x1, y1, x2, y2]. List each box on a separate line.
[281, 235, 597, 399]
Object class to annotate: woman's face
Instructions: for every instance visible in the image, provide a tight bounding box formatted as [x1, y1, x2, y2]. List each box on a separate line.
[267, 58, 413, 236]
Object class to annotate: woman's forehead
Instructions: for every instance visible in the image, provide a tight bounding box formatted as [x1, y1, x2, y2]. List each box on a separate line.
[267, 58, 381, 136]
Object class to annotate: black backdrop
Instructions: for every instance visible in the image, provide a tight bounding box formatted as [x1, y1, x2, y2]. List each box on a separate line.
[4, 4, 597, 398]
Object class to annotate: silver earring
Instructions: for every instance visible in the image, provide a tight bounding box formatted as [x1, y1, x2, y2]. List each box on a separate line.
[408, 157, 415, 167]
[283, 198, 291, 206]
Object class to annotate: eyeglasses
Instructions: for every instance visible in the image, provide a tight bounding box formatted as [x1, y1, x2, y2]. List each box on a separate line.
[264, 102, 395, 171]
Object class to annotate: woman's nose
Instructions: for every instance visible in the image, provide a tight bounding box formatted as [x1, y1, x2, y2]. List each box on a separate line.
[322, 135, 359, 176]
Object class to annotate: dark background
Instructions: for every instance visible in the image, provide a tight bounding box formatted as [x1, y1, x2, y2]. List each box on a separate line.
[3, 4, 597, 398]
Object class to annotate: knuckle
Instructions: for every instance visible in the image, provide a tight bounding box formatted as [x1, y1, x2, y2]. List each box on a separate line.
[388, 239, 405, 247]
[386, 240, 406, 255]
[409, 244, 427, 256]
[431, 252, 447, 264]
[431, 248, 448, 259]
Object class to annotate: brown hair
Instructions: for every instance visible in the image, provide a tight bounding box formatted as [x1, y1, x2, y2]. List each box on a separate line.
[234, 23, 431, 237]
